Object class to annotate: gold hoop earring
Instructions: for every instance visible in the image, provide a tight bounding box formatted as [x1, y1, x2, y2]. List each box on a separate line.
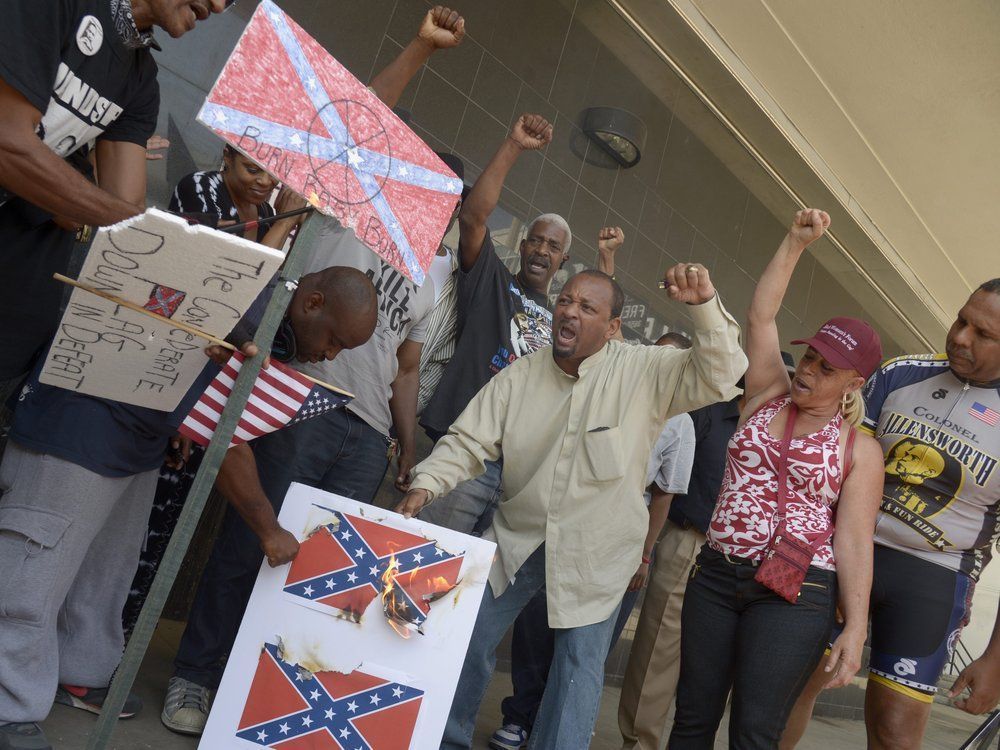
[841, 392, 850, 413]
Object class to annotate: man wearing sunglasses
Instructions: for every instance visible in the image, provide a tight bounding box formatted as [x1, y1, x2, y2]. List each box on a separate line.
[0, 0, 232, 413]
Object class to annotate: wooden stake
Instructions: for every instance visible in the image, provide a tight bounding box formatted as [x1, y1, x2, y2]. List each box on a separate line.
[52, 273, 354, 398]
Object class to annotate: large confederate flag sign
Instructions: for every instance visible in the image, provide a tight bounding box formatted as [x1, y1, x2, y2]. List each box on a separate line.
[197, 0, 463, 284]
[236, 642, 423, 749]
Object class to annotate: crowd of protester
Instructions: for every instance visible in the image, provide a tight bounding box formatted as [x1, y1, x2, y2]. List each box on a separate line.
[1, 3, 999, 750]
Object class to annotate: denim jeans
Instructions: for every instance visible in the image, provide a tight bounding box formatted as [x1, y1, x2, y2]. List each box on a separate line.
[417, 458, 503, 536]
[500, 549, 649, 730]
[443, 545, 621, 750]
[173, 408, 390, 689]
[668, 546, 836, 750]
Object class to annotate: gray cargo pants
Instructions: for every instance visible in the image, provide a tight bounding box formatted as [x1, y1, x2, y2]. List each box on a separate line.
[0, 442, 157, 723]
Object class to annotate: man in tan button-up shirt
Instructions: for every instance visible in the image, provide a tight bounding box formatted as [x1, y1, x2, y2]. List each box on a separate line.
[397, 264, 746, 750]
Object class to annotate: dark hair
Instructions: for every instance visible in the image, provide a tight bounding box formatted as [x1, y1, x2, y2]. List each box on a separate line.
[569, 269, 625, 318]
[978, 278, 1000, 295]
[655, 332, 692, 349]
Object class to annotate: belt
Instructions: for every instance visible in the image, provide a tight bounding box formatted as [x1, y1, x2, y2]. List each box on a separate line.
[718, 549, 760, 567]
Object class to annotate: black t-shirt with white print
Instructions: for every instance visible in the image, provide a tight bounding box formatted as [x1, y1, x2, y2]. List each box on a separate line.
[0, 0, 159, 378]
[420, 230, 553, 437]
[0, 0, 159, 168]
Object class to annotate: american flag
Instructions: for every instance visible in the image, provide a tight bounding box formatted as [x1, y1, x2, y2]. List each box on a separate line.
[284, 507, 464, 628]
[179, 352, 351, 448]
[197, 0, 463, 284]
[235, 642, 423, 749]
[970, 401, 1000, 427]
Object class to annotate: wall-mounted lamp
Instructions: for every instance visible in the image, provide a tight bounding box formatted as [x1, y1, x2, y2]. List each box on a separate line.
[582, 107, 646, 168]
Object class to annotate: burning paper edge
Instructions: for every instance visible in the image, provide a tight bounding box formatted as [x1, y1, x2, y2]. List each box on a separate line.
[273, 634, 420, 688]
[380, 553, 461, 639]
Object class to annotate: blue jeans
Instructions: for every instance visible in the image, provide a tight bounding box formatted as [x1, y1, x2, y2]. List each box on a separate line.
[173, 408, 390, 688]
[443, 545, 621, 750]
[417, 458, 503, 536]
[501, 552, 647, 730]
[668, 546, 836, 749]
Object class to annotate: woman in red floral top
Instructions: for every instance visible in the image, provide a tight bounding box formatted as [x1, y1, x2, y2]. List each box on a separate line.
[668, 209, 885, 749]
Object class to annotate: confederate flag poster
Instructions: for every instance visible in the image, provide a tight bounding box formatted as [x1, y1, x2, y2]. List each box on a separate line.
[199, 484, 496, 749]
[196, 0, 463, 285]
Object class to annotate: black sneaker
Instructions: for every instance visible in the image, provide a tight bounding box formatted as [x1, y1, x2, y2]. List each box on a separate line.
[0, 722, 51, 750]
[54, 684, 143, 719]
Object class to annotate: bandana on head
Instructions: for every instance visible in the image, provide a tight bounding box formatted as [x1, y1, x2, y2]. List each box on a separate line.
[109, 0, 160, 49]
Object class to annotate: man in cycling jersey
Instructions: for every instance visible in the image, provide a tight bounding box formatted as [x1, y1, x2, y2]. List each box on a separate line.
[783, 278, 1000, 749]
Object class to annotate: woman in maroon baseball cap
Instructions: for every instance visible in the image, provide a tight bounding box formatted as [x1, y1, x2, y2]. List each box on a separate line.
[669, 209, 886, 749]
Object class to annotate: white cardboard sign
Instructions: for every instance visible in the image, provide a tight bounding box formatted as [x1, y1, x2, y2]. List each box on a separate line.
[200, 483, 496, 750]
[39, 209, 284, 410]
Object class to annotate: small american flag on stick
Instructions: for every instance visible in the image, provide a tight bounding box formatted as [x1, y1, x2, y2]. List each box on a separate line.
[179, 352, 352, 448]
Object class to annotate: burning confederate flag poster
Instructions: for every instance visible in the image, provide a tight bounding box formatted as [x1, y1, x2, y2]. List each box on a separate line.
[197, 0, 463, 285]
[199, 484, 496, 749]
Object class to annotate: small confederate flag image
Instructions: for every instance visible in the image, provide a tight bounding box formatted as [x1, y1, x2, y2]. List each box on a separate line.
[179, 352, 351, 448]
[196, 0, 463, 284]
[284, 507, 464, 632]
[143, 284, 186, 318]
[235, 642, 423, 749]
[970, 401, 1000, 427]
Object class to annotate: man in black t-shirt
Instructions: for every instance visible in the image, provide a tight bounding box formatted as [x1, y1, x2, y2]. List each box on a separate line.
[0, 0, 229, 384]
[418, 114, 568, 533]
[419, 115, 623, 535]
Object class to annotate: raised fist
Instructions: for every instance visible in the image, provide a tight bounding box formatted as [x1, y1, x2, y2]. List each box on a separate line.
[509, 114, 553, 151]
[598, 226, 625, 256]
[788, 208, 831, 249]
[418, 6, 466, 49]
[662, 262, 716, 305]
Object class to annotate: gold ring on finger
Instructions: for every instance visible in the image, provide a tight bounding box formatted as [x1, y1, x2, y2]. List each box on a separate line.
[686, 264, 698, 273]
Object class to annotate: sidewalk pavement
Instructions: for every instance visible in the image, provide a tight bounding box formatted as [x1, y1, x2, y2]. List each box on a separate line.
[40, 619, 978, 749]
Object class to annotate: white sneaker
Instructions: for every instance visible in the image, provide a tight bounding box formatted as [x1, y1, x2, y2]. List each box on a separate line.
[161, 676, 211, 736]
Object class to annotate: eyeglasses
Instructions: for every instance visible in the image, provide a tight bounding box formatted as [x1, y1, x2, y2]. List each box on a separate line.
[524, 235, 563, 252]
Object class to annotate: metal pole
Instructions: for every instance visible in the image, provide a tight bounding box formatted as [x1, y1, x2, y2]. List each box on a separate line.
[85, 215, 322, 749]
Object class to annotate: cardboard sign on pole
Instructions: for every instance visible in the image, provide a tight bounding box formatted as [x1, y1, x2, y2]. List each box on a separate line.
[39, 209, 284, 410]
[200, 483, 496, 750]
[196, 0, 463, 285]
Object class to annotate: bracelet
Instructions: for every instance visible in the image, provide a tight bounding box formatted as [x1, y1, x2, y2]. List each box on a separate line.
[641, 555, 652, 565]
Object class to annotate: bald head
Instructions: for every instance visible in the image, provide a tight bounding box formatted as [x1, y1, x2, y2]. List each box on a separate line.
[287, 266, 378, 364]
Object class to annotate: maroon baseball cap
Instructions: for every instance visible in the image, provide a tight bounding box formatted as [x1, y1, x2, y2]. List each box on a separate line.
[791, 317, 883, 379]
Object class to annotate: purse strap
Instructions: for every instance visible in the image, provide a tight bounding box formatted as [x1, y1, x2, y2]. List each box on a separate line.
[773, 401, 798, 520]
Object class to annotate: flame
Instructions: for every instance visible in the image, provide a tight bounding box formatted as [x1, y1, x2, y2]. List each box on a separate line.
[380, 553, 416, 639]
[422, 575, 454, 603]
[379, 546, 460, 639]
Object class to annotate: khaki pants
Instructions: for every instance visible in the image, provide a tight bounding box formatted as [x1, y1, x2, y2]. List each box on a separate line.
[618, 522, 706, 750]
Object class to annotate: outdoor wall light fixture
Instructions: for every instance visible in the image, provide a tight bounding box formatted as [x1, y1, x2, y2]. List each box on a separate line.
[582, 106, 646, 168]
